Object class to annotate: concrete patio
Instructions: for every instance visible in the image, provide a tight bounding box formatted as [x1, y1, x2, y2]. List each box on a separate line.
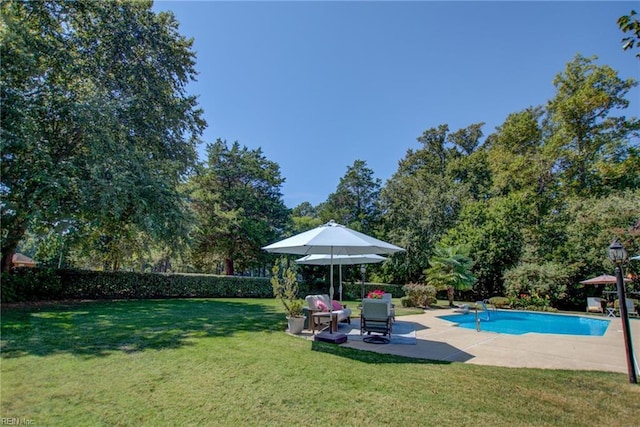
[304, 309, 640, 374]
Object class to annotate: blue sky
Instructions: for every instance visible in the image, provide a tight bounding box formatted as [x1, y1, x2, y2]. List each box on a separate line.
[153, 1, 639, 208]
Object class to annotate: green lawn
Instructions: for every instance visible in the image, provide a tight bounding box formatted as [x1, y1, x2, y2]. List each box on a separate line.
[1, 299, 638, 426]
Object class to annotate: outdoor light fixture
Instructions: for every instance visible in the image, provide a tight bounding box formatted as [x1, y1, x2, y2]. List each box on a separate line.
[608, 239, 637, 384]
[608, 240, 628, 265]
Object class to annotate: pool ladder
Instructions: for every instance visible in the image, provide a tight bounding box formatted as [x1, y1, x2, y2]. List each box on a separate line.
[474, 300, 496, 331]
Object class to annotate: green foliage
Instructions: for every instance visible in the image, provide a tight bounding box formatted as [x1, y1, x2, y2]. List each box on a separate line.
[547, 54, 639, 198]
[189, 140, 289, 275]
[508, 294, 557, 312]
[503, 262, 569, 308]
[618, 10, 640, 58]
[0, 268, 274, 302]
[1, 0, 204, 271]
[270, 258, 304, 317]
[401, 283, 437, 307]
[487, 296, 511, 309]
[441, 194, 527, 299]
[317, 159, 382, 234]
[559, 190, 640, 279]
[1, 268, 63, 303]
[425, 245, 476, 307]
[379, 123, 487, 283]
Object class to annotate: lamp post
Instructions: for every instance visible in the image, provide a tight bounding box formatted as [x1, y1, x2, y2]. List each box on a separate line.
[360, 264, 367, 301]
[608, 240, 637, 384]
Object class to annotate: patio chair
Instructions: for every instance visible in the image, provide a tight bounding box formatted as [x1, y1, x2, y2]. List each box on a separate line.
[626, 299, 639, 318]
[586, 297, 603, 314]
[360, 298, 392, 339]
[614, 299, 640, 317]
[382, 292, 396, 321]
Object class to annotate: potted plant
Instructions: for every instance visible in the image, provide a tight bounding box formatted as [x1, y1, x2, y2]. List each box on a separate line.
[271, 259, 306, 334]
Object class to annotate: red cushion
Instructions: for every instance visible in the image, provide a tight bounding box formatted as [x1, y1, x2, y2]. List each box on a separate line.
[332, 300, 342, 310]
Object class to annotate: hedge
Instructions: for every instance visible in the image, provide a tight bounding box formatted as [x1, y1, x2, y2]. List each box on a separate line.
[0, 268, 406, 304]
[1, 268, 273, 303]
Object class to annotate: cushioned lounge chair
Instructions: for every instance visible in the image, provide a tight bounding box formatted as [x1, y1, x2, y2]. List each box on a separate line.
[586, 297, 603, 314]
[360, 298, 392, 338]
[382, 292, 396, 320]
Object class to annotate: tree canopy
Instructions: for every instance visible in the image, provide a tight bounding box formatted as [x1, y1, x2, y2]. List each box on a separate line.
[189, 140, 289, 275]
[1, 0, 205, 271]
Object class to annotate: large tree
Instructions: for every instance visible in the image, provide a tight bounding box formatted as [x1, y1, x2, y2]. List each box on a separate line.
[440, 194, 527, 298]
[546, 54, 639, 197]
[318, 159, 381, 234]
[1, 0, 205, 271]
[189, 139, 290, 275]
[379, 124, 488, 283]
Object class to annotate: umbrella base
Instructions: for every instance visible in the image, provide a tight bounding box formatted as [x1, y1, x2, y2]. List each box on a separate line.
[363, 335, 390, 344]
[314, 331, 347, 344]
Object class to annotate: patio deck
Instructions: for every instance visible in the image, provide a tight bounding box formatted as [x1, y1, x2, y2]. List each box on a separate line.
[301, 308, 640, 373]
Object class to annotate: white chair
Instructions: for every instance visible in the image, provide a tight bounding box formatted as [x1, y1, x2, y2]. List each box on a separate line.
[382, 293, 395, 321]
[586, 297, 603, 314]
[454, 304, 470, 314]
[360, 298, 392, 338]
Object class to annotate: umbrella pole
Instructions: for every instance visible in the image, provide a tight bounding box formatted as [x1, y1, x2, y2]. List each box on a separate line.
[339, 264, 343, 303]
[329, 247, 334, 334]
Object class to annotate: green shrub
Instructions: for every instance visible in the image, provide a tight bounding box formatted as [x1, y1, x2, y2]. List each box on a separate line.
[508, 293, 557, 312]
[488, 296, 511, 308]
[1, 268, 63, 303]
[503, 262, 568, 308]
[1, 268, 274, 302]
[402, 283, 437, 307]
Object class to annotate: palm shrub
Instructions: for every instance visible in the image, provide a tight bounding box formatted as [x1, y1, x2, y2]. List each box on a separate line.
[425, 245, 476, 307]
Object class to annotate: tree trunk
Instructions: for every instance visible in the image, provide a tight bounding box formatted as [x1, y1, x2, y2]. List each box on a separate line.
[1, 217, 29, 272]
[224, 257, 234, 276]
[1, 251, 14, 272]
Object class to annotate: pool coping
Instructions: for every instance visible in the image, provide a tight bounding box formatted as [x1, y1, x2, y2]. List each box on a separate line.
[336, 308, 640, 373]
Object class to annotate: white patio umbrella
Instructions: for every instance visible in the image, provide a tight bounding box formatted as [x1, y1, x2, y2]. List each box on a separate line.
[295, 254, 386, 302]
[263, 220, 404, 333]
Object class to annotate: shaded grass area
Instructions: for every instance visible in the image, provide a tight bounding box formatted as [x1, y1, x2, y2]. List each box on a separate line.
[1, 299, 639, 426]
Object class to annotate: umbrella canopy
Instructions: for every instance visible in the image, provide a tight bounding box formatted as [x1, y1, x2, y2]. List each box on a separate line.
[263, 220, 404, 331]
[295, 254, 387, 302]
[579, 274, 630, 285]
[262, 220, 404, 256]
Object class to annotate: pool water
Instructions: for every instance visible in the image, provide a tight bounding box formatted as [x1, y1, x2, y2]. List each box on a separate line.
[437, 311, 610, 336]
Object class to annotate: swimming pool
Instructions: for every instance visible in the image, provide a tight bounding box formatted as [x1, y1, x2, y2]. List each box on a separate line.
[437, 310, 611, 336]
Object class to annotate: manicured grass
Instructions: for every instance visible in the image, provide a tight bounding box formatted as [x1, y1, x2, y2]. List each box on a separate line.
[1, 299, 638, 426]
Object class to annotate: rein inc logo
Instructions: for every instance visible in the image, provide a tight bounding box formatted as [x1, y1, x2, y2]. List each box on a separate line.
[1, 418, 34, 425]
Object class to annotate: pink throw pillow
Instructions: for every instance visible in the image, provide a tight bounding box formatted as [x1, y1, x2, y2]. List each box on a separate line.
[316, 301, 329, 312]
[332, 300, 342, 310]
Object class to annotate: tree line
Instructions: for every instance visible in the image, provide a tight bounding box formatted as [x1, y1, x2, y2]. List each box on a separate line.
[2, 2, 639, 307]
